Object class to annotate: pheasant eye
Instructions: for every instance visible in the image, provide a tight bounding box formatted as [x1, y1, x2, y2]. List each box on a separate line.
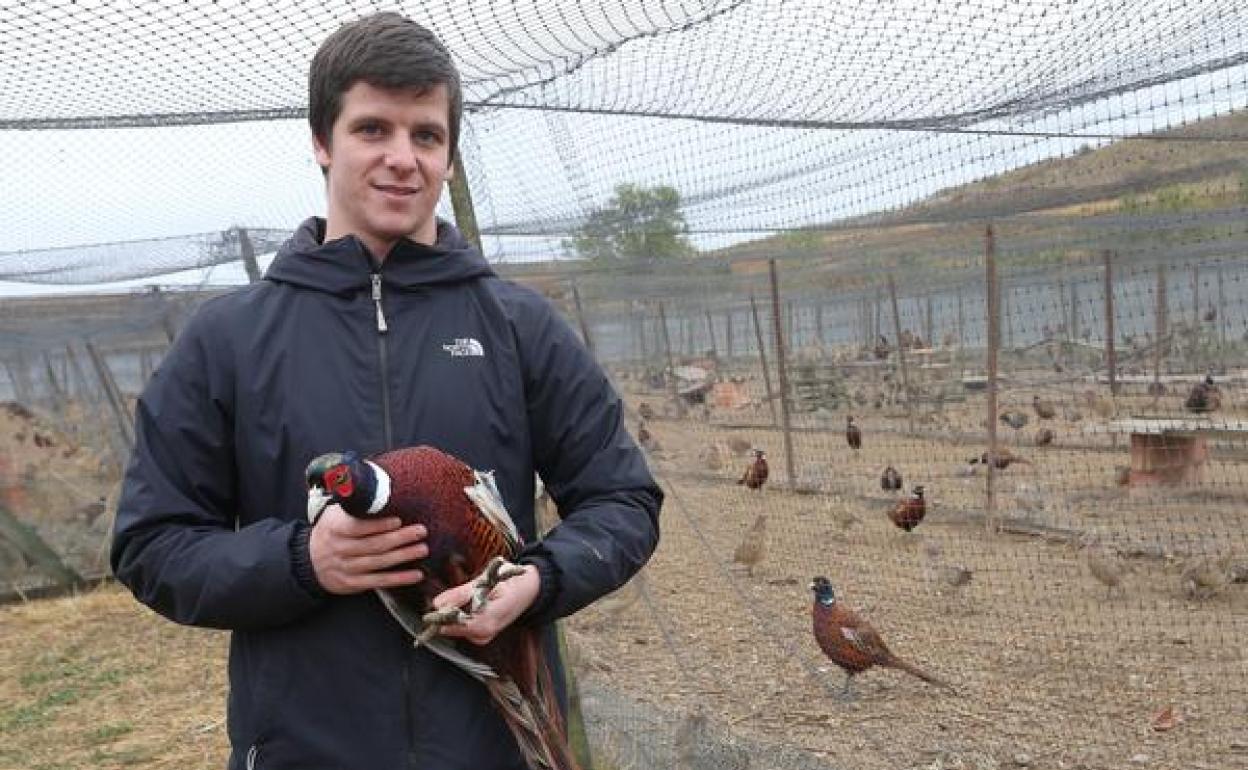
[329, 467, 354, 497]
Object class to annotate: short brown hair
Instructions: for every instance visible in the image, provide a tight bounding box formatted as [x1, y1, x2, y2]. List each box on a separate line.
[309, 12, 462, 161]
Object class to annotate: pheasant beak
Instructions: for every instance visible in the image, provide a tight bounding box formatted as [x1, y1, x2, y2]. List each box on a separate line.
[307, 485, 333, 524]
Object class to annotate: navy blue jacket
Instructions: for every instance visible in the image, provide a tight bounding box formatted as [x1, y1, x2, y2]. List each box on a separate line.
[111, 218, 662, 769]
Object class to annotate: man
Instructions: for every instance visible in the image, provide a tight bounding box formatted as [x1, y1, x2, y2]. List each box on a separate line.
[111, 12, 661, 769]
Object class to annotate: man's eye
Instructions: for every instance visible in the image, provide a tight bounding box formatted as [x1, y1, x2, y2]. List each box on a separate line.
[357, 123, 383, 136]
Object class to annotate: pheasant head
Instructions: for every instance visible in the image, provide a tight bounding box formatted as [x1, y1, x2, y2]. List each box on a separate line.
[304, 451, 389, 523]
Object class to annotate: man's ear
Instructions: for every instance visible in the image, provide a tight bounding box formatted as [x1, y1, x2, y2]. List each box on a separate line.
[312, 133, 331, 172]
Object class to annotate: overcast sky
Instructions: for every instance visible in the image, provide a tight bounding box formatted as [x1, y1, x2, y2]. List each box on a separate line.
[2, 0, 1247, 296]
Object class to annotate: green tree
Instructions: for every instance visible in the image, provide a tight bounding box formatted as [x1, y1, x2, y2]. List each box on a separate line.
[565, 183, 694, 261]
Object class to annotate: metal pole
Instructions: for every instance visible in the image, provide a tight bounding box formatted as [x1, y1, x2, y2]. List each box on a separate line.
[985, 226, 1000, 533]
[749, 293, 778, 426]
[237, 227, 262, 284]
[570, 280, 596, 359]
[768, 260, 797, 489]
[657, 302, 684, 416]
[1103, 250, 1117, 396]
[888, 275, 915, 434]
[1155, 264, 1167, 386]
[447, 154, 483, 253]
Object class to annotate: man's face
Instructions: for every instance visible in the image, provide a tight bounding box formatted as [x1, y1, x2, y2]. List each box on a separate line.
[314, 81, 452, 256]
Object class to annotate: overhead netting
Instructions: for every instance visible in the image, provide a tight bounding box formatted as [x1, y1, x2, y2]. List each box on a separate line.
[2, 2, 1248, 769]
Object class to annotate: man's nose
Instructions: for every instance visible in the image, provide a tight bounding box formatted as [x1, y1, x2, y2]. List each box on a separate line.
[384, 138, 419, 173]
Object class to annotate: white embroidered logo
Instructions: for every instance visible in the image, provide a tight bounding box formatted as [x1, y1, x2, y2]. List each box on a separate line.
[442, 338, 485, 357]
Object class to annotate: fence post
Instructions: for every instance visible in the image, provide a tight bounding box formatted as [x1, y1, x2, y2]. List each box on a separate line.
[768, 260, 797, 489]
[656, 302, 685, 417]
[704, 309, 719, 360]
[570, 280, 596, 359]
[888, 275, 916, 434]
[749, 293, 777, 426]
[84, 341, 135, 453]
[985, 226, 1000, 533]
[1154, 264, 1167, 388]
[1103, 250, 1117, 396]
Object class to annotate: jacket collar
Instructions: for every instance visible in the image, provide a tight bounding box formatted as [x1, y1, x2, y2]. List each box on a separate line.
[264, 217, 495, 296]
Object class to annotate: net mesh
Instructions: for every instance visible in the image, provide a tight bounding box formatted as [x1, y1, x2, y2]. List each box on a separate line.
[2, 2, 1248, 768]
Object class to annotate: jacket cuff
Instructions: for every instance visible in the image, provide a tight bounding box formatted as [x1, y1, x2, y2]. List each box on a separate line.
[516, 545, 561, 625]
[289, 521, 329, 600]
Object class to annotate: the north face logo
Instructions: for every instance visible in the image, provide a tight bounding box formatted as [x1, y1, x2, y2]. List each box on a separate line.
[442, 338, 484, 357]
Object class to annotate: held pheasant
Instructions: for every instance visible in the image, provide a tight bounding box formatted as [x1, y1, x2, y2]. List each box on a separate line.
[809, 576, 951, 698]
[305, 446, 581, 770]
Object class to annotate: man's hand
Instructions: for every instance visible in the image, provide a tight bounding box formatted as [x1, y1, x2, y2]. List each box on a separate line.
[309, 504, 427, 595]
[431, 564, 540, 646]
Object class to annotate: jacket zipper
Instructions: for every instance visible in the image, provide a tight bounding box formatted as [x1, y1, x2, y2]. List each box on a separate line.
[372, 271, 410, 769]
[371, 273, 394, 450]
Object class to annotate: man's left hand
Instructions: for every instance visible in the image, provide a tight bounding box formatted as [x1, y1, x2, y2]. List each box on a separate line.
[431, 563, 540, 645]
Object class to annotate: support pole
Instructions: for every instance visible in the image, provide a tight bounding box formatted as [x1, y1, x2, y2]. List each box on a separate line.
[888, 275, 915, 434]
[985, 226, 1000, 533]
[1103, 250, 1117, 396]
[768, 260, 797, 489]
[749, 293, 777, 426]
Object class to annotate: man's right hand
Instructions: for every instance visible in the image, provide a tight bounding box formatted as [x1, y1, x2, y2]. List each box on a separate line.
[309, 504, 428, 594]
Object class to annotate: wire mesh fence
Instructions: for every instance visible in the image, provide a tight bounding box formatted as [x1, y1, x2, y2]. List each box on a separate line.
[4, 1, 1248, 768]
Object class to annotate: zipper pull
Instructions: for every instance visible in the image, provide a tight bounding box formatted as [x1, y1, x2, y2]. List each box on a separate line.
[371, 274, 388, 333]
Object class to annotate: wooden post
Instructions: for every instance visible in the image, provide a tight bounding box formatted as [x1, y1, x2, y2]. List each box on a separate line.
[84, 341, 135, 452]
[768, 259, 797, 490]
[447, 154, 483, 253]
[237, 227, 262, 284]
[1103, 250, 1117, 396]
[924, 295, 934, 348]
[5, 353, 32, 405]
[985, 227, 1000, 533]
[1191, 264, 1201, 369]
[656, 302, 684, 416]
[725, 310, 734, 359]
[1217, 264, 1227, 367]
[570, 280, 596, 358]
[42, 352, 67, 414]
[1004, 285, 1014, 349]
[816, 302, 825, 347]
[749, 293, 778, 425]
[1070, 280, 1080, 342]
[1057, 277, 1068, 339]
[888, 275, 915, 434]
[956, 288, 965, 347]
[704, 309, 719, 359]
[1155, 264, 1167, 386]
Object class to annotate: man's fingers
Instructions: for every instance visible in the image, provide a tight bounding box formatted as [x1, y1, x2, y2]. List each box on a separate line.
[344, 542, 428, 573]
[432, 583, 474, 611]
[335, 523, 427, 557]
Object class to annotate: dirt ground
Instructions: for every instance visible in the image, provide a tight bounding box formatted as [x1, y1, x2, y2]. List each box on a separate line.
[1, 364, 1246, 770]
[562, 368, 1248, 770]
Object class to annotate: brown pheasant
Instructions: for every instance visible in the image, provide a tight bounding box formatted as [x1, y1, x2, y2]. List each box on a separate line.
[1184, 375, 1221, 413]
[737, 449, 768, 491]
[732, 514, 767, 576]
[888, 485, 926, 532]
[1031, 395, 1056, 420]
[880, 465, 902, 492]
[974, 448, 1029, 471]
[810, 576, 951, 698]
[1034, 428, 1055, 447]
[305, 447, 580, 770]
[845, 416, 862, 451]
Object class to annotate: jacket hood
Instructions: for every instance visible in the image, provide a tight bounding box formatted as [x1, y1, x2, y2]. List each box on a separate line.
[265, 217, 495, 295]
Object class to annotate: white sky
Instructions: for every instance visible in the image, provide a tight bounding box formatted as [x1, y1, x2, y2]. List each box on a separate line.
[2, 0, 1247, 296]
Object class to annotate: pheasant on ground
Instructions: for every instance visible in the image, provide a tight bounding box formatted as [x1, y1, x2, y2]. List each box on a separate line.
[1081, 538, 1126, 598]
[1184, 375, 1222, 414]
[1031, 395, 1056, 420]
[880, 465, 902, 492]
[1034, 428, 1055, 447]
[809, 576, 952, 699]
[305, 447, 581, 770]
[887, 485, 926, 533]
[732, 515, 767, 577]
[737, 449, 768, 491]
[845, 416, 862, 451]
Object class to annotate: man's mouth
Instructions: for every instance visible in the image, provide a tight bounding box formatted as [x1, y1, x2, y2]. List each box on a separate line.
[374, 183, 419, 196]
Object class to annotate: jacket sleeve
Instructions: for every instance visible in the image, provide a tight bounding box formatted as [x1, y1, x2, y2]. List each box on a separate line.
[512, 295, 662, 625]
[110, 301, 327, 630]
